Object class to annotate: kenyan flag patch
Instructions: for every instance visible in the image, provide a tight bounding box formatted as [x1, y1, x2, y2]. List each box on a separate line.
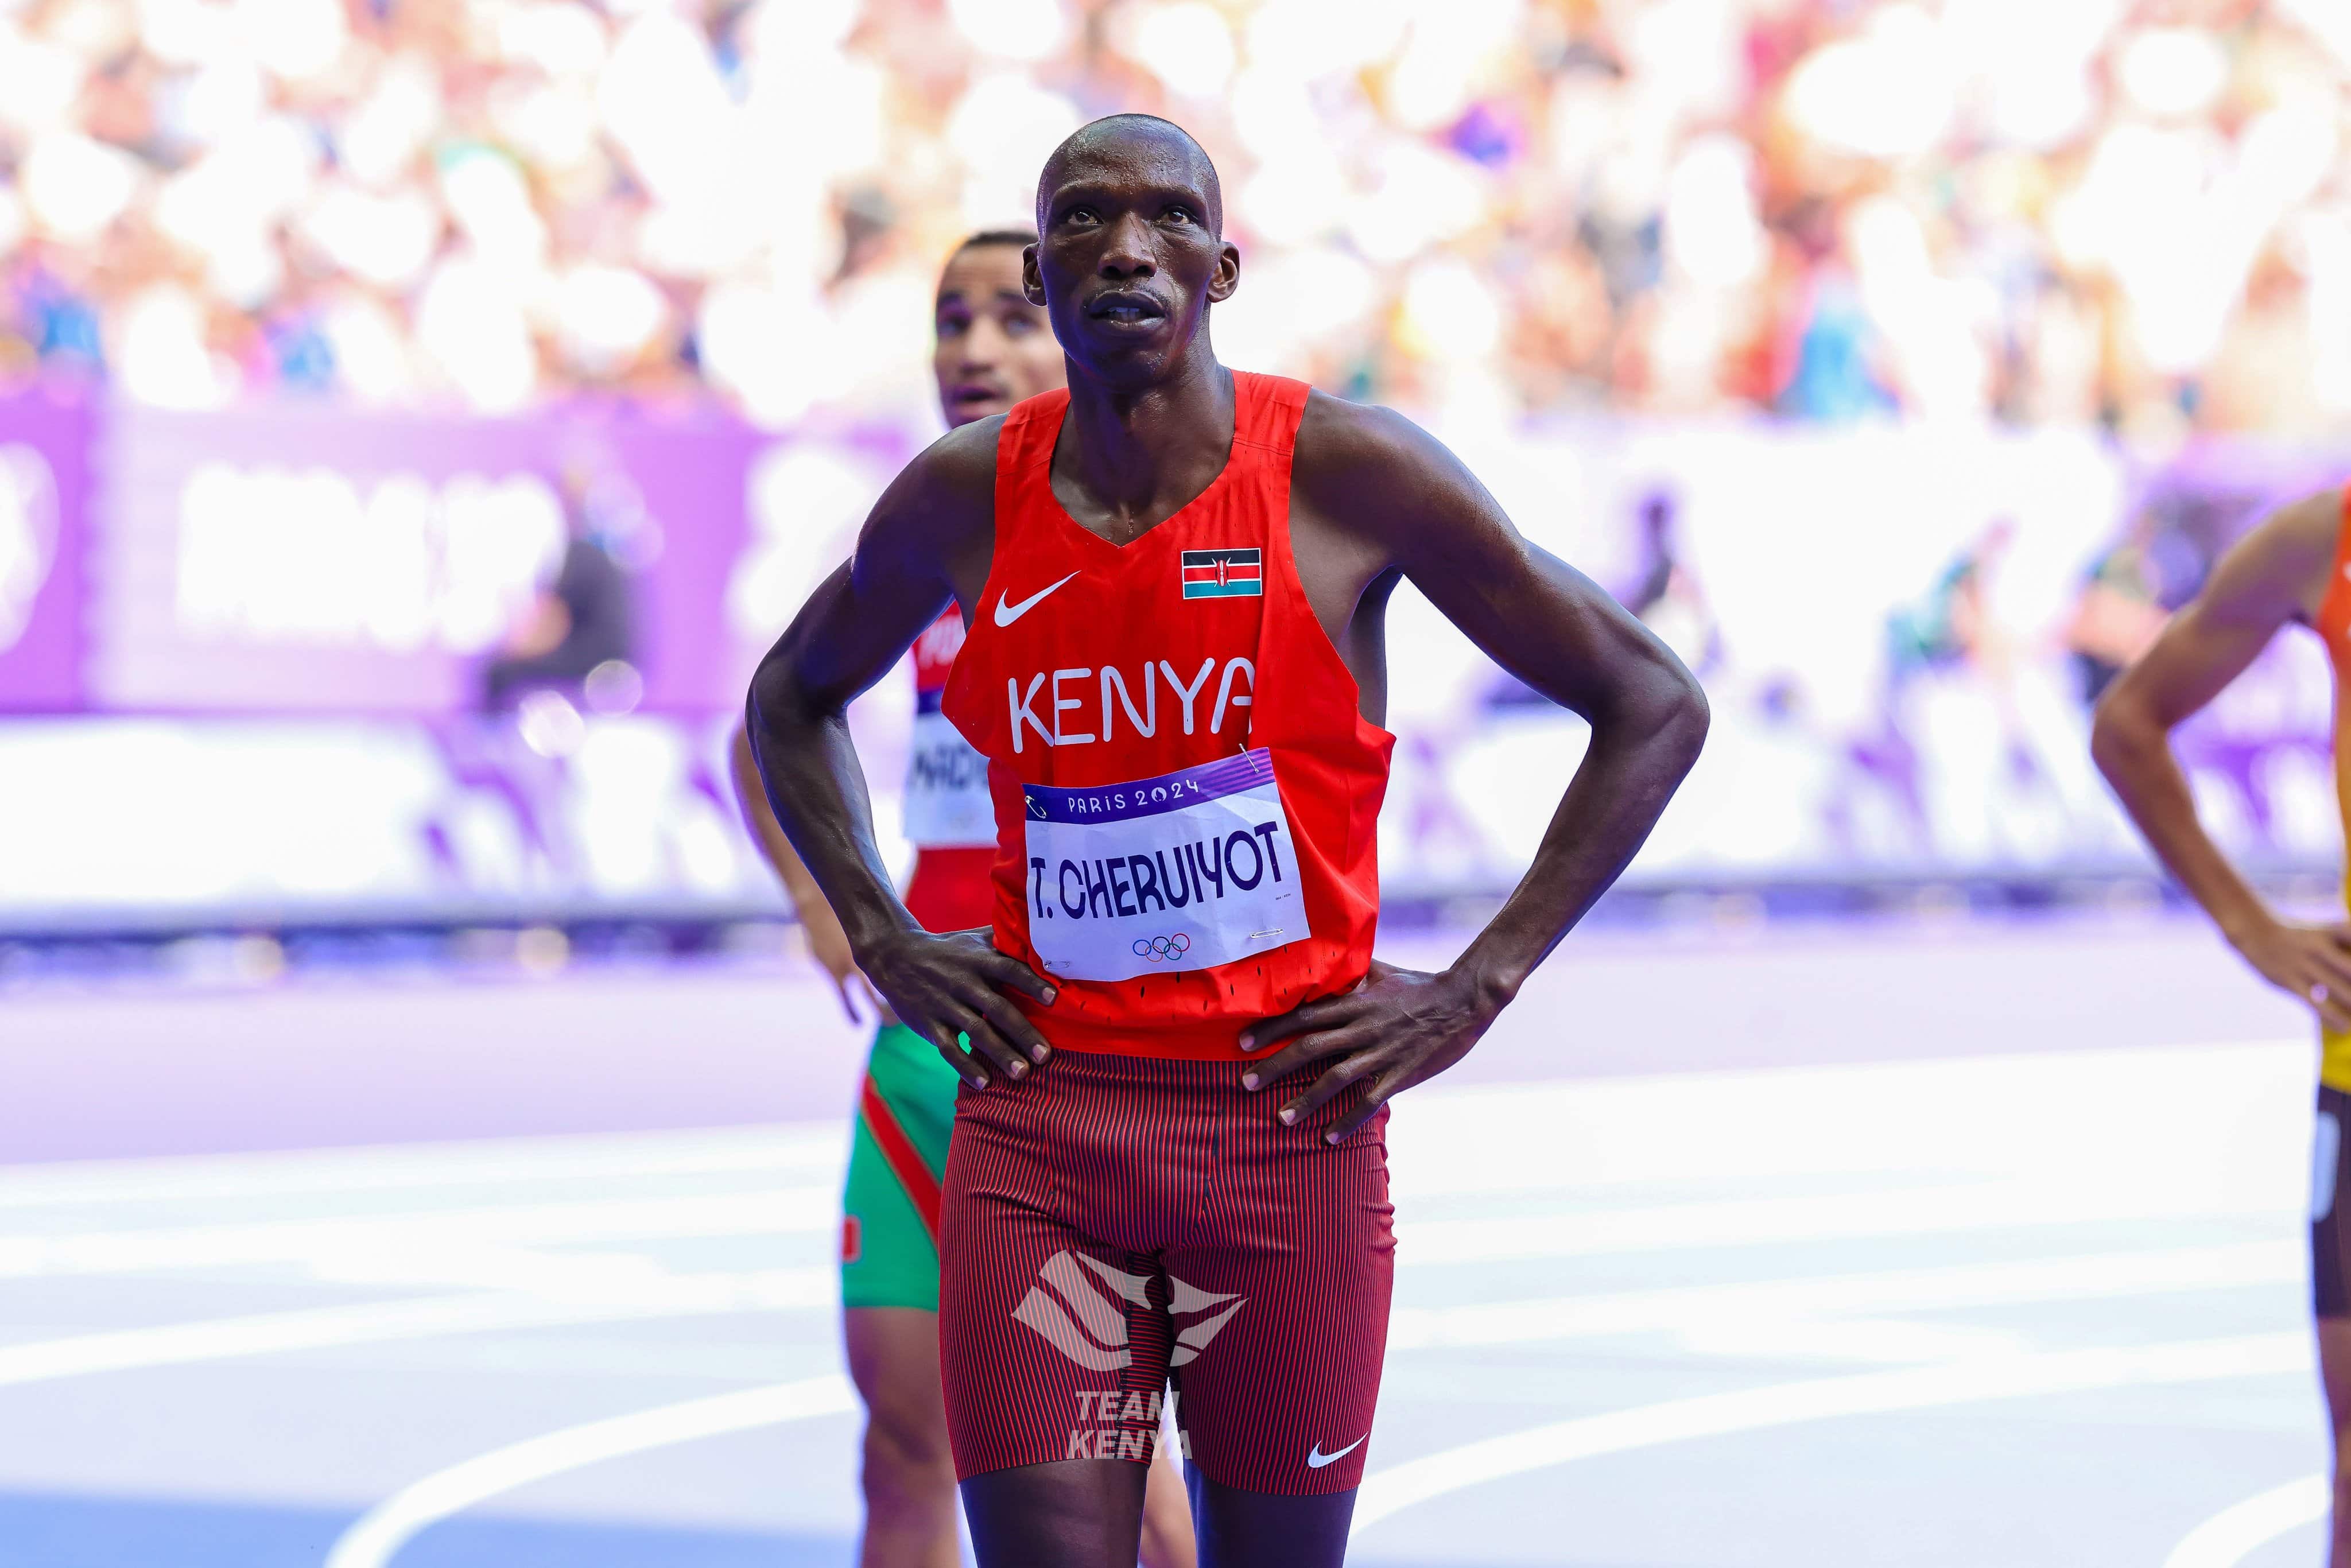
[1181, 548, 1263, 600]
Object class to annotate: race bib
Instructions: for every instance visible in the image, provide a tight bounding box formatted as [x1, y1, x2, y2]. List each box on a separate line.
[1021, 748, 1302, 983]
[902, 707, 995, 848]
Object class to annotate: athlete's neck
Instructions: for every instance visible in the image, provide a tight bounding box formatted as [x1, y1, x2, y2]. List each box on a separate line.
[1050, 350, 1234, 548]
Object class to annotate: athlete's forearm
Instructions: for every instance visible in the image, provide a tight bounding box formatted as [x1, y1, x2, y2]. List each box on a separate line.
[1452, 659, 1709, 1003]
[2092, 695, 2273, 945]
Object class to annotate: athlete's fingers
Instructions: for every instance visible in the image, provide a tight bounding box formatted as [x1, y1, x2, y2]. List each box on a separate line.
[2311, 978, 2351, 1037]
[1326, 1078, 1396, 1143]
[1278, 1042, 1379, 1124]
[960, 983, 1054, 1066]
[975, 948, 1059, 1008]
[827, 969, 864, 1024]
[950, 1007, 1035, 1082]
[926, 1022, 991, 1089]
[2311, 939, 2351, 990]
[1239, 995, 1357, 1057]
[1243, 1026, 1359, 1092]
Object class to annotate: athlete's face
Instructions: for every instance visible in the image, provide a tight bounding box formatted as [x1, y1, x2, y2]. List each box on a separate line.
[934, 244, 1064, 428]
[1029, 131, 1238, 386]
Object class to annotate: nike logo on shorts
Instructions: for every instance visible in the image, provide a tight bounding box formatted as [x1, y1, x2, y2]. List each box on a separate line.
[994, 572, 1081, 627]
[1306, 1433, 1367, 1468]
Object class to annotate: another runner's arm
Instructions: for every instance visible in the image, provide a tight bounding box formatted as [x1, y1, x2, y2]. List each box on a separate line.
[726, 724, 875, 1021]
[744, 422, 1056, 1086]
[2091, 490, 2351, 1030]
[1244, 401, 1706, 1137]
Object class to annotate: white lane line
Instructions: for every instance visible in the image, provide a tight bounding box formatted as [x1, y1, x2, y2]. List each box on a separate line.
[1, 1175, 2289, 1283]
[0, 1190, 833, 1279]
[322, 1375, 856, 1568]
[1396, 1182, 2290, 1266]
[0, 1240, 2291, 1391]
[0, 1129, 847, 1210]
[0, 1271, 828, 1387]
[2162, 1476, 2330, 1568]
[1355, 1332, 2311, 1529]
[1387, 1241, 2299, 1350]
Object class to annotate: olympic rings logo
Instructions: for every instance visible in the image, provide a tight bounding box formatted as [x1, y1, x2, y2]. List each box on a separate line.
[1131, 933, 1193, 961]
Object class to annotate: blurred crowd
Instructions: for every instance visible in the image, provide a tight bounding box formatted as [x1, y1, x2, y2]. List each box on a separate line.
[2, 0, 2349, 436]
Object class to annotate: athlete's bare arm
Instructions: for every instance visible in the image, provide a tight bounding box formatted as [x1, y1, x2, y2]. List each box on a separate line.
[2092, 490, 2351, 1030]
[1241, 395, 1710, 1138]
[744, 421, 1057, 1089]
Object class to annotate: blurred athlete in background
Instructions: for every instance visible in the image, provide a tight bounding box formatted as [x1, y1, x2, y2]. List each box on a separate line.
[730, 230, 1196, 1568]
[2094, 486, 2351, 1566]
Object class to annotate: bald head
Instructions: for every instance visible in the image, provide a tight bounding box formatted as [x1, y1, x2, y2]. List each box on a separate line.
[1037, 114, 1223, 237]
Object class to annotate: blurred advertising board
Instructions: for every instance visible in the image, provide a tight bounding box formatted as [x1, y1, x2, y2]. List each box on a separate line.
[1, 399, 2345, 926]
[86, 401, 839, 714]
[0, 389, 94, 712]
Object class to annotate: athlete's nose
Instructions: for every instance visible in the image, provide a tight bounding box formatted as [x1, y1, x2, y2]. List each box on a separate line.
[1096, 211, 1158, 280]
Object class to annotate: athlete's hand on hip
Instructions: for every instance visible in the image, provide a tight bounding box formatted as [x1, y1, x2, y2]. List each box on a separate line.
[2232, 914, 2351, 1033]
[859, 927, 1057, 1088]
[1237, 960, 1501, 1142]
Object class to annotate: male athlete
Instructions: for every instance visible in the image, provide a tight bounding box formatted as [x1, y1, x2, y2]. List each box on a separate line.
[2094, 487, 2351, 1565]
[729, 230, 1194, 1568]
[747, 117, 1709, 1567]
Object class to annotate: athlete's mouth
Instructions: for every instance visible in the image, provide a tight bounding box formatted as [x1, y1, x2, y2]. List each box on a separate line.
[1085, 290, 1167, 327]
[948, 380, 1010, 407]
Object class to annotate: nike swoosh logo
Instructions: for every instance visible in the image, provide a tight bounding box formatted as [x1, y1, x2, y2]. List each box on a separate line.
[1306, 1434, 1368, 1469]
[993, 572, 1081, 627]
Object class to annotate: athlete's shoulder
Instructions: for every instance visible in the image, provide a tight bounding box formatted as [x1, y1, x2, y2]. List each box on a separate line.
[1291, 389, 1495, 544]
[2199, 486, 2344, 628]
[2227, 487, 2342, 583]
[902, 415, 1004, 505]
[849, 417, 1003, 598]
[867, 417, 999, 541]
[2259, 487, 2346, 556]
[1293, 389, 1436, 472]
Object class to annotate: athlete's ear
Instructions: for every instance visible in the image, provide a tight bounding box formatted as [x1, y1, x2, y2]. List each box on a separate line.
[1206, 240, 1239, 306]
[1022, 243, 1045, 308]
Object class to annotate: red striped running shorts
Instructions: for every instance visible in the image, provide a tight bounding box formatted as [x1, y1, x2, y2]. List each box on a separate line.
[938, 1047, 1395, 1495]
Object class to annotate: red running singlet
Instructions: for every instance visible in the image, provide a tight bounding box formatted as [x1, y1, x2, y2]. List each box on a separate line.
[940, 372, 1394, 1057]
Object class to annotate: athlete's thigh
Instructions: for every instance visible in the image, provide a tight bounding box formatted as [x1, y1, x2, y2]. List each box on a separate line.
[1163, 1089, 1394, 1499]
[940, 1078, 1179, 1481]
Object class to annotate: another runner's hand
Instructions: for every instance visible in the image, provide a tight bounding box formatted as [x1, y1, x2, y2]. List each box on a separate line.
[2233, 915, 2351, 1034]
[799, 901, 885, 1024]
[858, 926, 1056, 1089]
[1237, 959, 1504, 1142]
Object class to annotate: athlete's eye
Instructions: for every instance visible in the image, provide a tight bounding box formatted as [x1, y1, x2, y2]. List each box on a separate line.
[1002, 313, 1040, 337]
[1165, 205, 1197, 225]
